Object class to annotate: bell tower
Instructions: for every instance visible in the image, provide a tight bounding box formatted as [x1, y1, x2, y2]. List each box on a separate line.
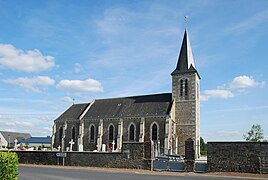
[171, 29, 200, 158]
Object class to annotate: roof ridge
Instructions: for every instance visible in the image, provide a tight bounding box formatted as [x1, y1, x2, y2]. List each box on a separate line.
[0, 131, 30, 134]
[95, 92, 172, 101]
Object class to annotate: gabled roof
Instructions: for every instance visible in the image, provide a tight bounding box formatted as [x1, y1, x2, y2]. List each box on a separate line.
[55, 103, 89, 122]
[0, 131, 31, 144]
[171, 29, 199, 77]
[19, 136, 51, 144]
[83, 93, 172, 119]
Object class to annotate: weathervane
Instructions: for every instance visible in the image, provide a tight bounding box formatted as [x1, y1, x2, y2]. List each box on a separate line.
[184, 15, 189, 28]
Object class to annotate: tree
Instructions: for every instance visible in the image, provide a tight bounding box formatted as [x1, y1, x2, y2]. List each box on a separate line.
[200, 137, 207, 155]
[243, 124, 264, 142]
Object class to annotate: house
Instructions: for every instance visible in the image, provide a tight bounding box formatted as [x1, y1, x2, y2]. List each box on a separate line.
[0, 131, 31, 147]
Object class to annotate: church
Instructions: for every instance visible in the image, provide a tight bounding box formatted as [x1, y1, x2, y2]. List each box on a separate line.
[52, 29, 200, 158]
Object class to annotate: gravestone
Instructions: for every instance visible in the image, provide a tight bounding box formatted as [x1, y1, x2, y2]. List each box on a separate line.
[102, 144, 106, 152]
[79, 144, 83, 152]
[14, 139, 18, 150]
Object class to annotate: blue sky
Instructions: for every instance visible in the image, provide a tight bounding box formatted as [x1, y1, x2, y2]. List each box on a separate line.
[0, 0, 267, 141]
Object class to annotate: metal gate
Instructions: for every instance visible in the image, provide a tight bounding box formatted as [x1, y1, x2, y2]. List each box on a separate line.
[153, 156, 208, 172]
[153, 156, 185, 172]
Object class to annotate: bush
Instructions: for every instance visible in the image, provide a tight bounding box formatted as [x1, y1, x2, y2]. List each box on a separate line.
[0, 151, 18, 180]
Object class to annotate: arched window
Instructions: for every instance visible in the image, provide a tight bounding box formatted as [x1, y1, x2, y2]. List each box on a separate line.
[71, 127, 75, 141]
[89, 125, 95, 142]
[59, 127, 63, 140]
[185, 79, 188, 96]
[129, 124, 135, 141]
[108, 124, 114, 141]
[180, 79, 184, 97]
[151, 123, 158, 141]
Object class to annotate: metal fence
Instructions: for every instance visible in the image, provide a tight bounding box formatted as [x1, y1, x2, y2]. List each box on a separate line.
[153, 156, 207, 172]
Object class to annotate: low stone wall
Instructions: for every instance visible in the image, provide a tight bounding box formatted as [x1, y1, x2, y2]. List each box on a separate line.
[17, 151, 57, 165]
[11, 142, 150, 170]
[207, 142, 268, 174]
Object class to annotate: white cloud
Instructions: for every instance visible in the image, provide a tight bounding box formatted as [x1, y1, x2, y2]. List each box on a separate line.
[0, 43, 55, 72]
[3, 76, 55, 93]
[0, 119, 34, 128]
[92, 6, 182, 69]
[57, 78, 103, 92]
[74, 63, 81, 73]
[201, 75, 265, 101]
[36, 116, 52, 122]
[205, 130, 243, 141]
[226, 9, 268, 33]
[230, 75, 265, 89]
[60, 96, 74, 103]
[42, 127, 52, 133]
[15, 121, 34, 127]
[201, 90, 234, 101]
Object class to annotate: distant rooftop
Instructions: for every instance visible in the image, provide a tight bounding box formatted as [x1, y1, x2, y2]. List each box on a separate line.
[0, 131, 31, 145]
[19, 136, 51, 144]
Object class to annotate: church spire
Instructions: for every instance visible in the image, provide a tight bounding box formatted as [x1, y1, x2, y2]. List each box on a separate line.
[171, 29, 198, 76]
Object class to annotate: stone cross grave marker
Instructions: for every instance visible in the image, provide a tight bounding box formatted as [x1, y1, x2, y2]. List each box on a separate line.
[69, 139, 75, 151]
[112, 140, 115, 152]
[14, 139, 18, 150]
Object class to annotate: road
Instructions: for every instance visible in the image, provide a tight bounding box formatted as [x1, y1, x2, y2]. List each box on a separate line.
[18, 165, 250, 180]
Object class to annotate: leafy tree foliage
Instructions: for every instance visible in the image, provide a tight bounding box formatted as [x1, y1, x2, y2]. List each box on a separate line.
[200, 137, 207, 155]
[243, 124, 264, 142]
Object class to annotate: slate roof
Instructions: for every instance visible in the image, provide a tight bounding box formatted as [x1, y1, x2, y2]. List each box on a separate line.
[0, 131, 31, 145]
[19, 136, 51, 144]
[83, 93, 172, 119]
[55, 103, 89, 122]
[171, 29, 199, 76]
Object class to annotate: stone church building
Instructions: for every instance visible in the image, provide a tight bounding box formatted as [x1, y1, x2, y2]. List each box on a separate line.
[52, 29, 200, 158]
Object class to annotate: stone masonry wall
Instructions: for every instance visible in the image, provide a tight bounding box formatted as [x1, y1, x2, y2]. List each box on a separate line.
[207, 142, 268, 174]
[14, 142, 150, 170]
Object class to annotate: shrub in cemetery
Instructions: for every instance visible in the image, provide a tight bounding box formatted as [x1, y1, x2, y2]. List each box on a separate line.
[0, 151, 18, 180]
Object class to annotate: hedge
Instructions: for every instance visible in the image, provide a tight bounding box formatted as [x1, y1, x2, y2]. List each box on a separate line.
[0, 151, 18, 180]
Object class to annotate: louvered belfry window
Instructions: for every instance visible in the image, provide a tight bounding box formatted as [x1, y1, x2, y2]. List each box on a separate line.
[185, 79, 188, 96]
